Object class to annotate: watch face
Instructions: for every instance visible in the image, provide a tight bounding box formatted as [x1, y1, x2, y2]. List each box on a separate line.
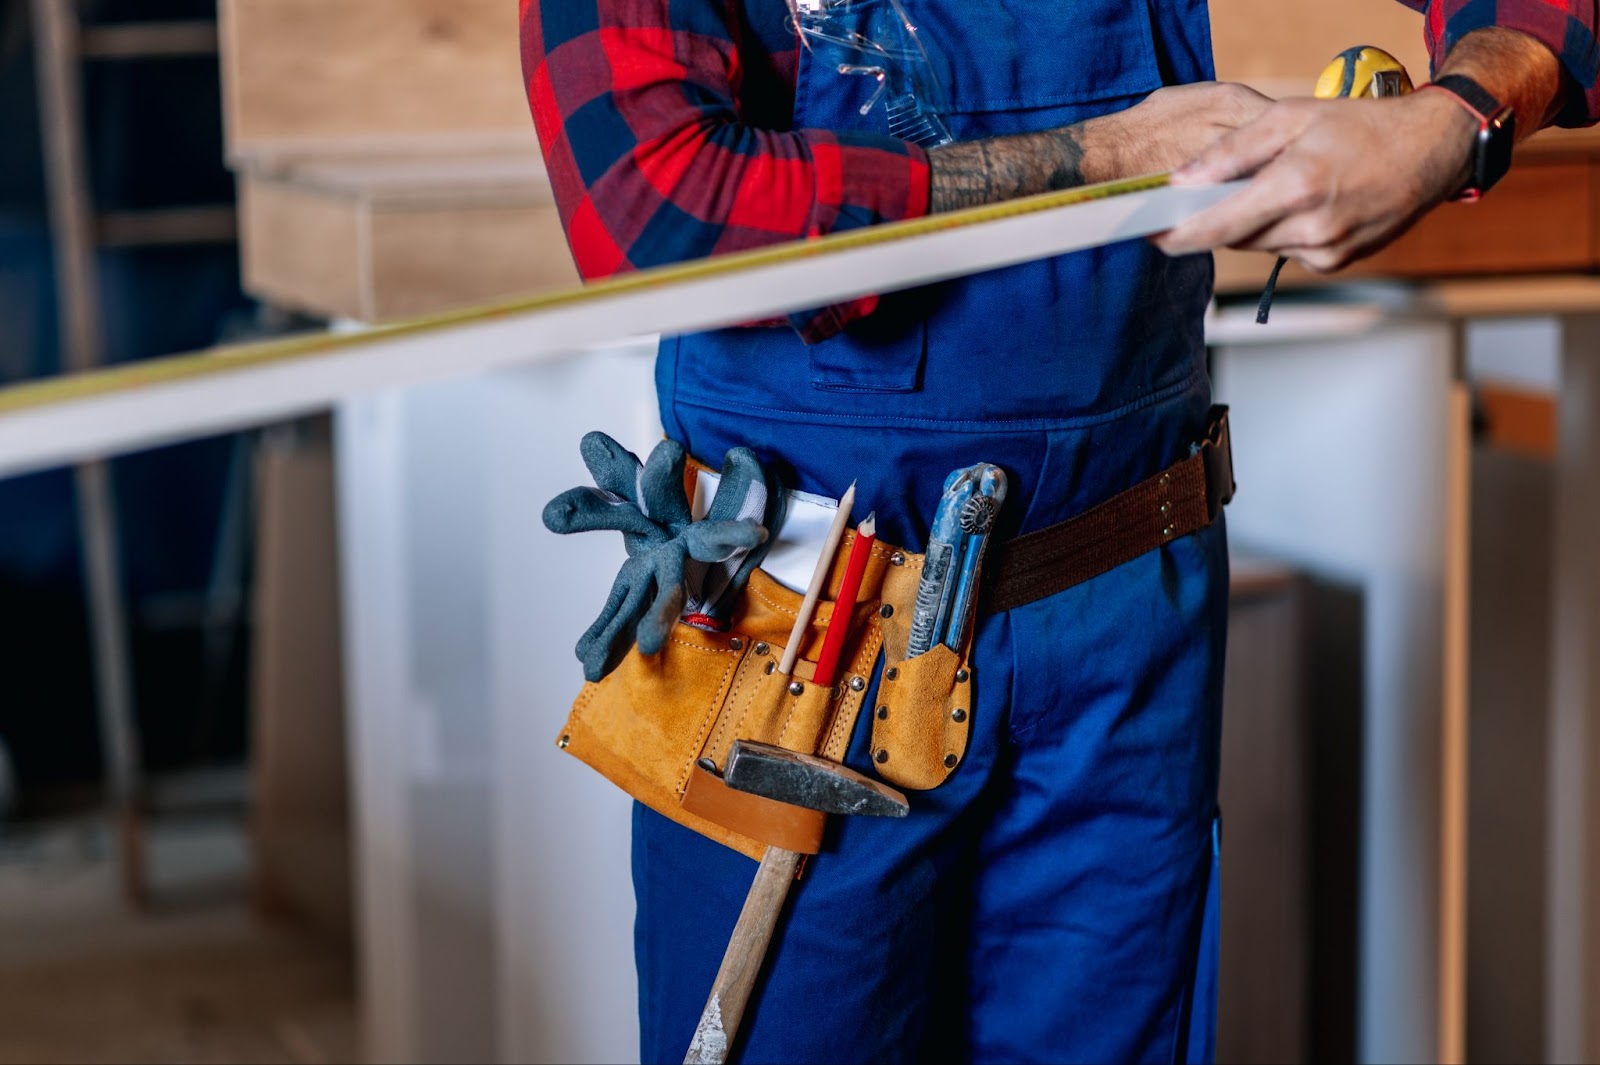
[1478, 107, 1516, 193]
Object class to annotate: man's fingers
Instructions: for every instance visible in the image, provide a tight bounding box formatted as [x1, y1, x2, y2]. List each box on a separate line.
[1160, 94, 1462, 271]
[1209, 206, 1355, 257]
[1169, 101, 1308, 185]
[1155, 167, 1307, 254]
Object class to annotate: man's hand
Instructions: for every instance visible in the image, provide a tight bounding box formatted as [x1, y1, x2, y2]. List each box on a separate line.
[1098, 82, 1275, 178]
[1154, 92, 1475, 270]
[1154, 28, 1567, 271]
[929, 82, 1270, 213]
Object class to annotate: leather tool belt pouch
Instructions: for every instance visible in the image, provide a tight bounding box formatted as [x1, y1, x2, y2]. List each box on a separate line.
[560, 521, 962, 861]
[557, 407, 1235, 861]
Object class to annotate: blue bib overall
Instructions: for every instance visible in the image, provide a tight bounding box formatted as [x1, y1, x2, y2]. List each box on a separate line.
[638, 3, 1228, 1061]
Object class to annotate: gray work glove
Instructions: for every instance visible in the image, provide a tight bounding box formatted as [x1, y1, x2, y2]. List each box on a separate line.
[543, 433, 784, 682]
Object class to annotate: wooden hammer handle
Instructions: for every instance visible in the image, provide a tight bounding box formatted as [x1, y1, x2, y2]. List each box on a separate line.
[683, 846, 803, 1064]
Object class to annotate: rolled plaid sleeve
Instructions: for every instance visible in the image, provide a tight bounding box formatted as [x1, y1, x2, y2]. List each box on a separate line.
[1396, 0, 1600, 124]
[520, 0, 931, 342]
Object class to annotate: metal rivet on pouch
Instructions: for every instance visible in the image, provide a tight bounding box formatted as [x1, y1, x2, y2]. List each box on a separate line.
[1163, 525, 1175, 538]
[877, 705, 889, 720]
[1160, 473, 1172, 487]
[1160, 501, 1172, 516]
[754, 642, 770, 656]
[955, 669, 970, 684]
[850, 676, 866, 692]
[765, 660, 777, 675]
[558, 734, 571, 749]
[951, 708, 967, 723]
[890, 552, 907, 567]
[788, 681, 805, 697]
[728, 637, 744, 651]
[879, 604, 894, 619]
[944, 754, 959, 769]
[875, 749, 890, 764]
[884, 667, 899, 681]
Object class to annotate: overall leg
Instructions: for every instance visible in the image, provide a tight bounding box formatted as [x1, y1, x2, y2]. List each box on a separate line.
[959, 517, 1229, 1065]
[633, 614, 1017, 1065]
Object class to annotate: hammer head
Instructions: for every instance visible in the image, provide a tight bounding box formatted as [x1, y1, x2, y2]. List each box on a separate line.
[724, 741, 909, 819]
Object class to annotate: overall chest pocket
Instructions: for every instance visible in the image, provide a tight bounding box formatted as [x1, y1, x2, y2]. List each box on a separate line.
[806, 292, 929, 394]
[910, 0, 1166, 133]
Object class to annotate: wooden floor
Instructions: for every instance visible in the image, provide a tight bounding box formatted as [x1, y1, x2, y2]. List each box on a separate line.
[0, 816, 357, 1065]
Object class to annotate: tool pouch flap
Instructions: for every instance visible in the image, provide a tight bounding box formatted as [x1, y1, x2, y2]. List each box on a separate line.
[869, 557, 975, 790]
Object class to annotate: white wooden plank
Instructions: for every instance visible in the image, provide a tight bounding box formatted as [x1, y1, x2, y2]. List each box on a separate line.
[0, 180, 1241, 479]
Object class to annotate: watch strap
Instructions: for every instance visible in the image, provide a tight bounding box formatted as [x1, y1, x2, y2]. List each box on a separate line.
[1426, 74, 1503, 123]
[1420, 75, 1515, 199]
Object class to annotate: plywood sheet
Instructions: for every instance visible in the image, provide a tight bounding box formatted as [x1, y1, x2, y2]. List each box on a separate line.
[220, 0, 529, 158]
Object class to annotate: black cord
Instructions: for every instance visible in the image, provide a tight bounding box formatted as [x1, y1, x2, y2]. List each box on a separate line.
[1256, 255, 1288, 324]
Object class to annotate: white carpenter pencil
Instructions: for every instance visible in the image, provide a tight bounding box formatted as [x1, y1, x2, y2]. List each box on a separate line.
[778, 481, 857, 677]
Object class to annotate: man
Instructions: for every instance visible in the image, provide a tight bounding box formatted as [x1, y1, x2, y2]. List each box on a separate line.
[521, 2, 1595, 1062]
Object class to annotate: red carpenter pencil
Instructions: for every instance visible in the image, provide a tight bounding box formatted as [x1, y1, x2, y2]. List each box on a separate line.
[812, 512, 876, 689]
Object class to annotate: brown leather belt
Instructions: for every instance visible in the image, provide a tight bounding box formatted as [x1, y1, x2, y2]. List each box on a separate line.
[982, 405, 1235, 616]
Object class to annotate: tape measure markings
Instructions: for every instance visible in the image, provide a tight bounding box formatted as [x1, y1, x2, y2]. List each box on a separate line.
[0, 173, 1173, 417]
[0, 173, 1240, 478]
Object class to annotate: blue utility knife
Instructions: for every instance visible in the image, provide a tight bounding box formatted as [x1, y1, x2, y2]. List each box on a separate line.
[907, 466, 979, 657]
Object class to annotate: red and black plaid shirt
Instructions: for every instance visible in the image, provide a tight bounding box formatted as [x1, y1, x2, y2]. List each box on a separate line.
[1403, 0, 1600, 126]
[520, 0, 1599, 343]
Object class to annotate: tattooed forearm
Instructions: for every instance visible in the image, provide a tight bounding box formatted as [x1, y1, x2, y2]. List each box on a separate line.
[929, 126, 1089, 213]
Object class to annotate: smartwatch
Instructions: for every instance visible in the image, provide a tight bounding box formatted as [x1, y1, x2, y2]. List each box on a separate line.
[1421, 74, 1516, 201]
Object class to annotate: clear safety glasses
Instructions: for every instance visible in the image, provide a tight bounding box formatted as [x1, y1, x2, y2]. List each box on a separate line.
[786, 0, 954, 148]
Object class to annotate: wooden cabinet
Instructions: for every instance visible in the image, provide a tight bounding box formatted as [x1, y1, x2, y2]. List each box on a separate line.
[1214, 159, 1600, 294]
[238, 153, 576, 323]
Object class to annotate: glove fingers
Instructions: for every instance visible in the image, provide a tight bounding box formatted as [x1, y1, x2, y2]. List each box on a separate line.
[580, 431, 645, 501]
[683, 527, 761, 621]
[574, 576, 631, 680]
[683, 520, 768, 563]
[637, 582, 685, 657]
[562, 438, 791, 672]
[574, 562, 635, 656]
[637, 548, 687, 655]
[639, 439, 693, 529]
[695, 449, 787, 623]
[544, 487, 665, 539]
[706, 448, 770, 525]
[575, 563, 652, 682]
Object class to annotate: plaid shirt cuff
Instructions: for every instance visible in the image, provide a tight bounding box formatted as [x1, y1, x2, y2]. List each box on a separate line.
[1430, 0, 1600, 124]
